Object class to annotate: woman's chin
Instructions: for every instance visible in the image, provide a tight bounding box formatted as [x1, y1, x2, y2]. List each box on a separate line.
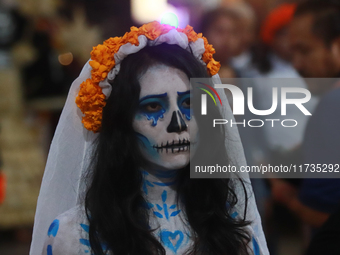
[146, 154, 190, 171]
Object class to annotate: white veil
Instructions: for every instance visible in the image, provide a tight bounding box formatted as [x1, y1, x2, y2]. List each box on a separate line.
[30, 28, 269, 255]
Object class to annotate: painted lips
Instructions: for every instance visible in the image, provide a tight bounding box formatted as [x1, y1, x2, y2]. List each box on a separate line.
[153, 139, 190, 153]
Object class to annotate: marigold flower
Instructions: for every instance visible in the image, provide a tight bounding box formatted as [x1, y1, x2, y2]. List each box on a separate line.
[76, 79, 106, 132]
[104, 36, 124, 53]
[90, 45, 115, 83]
[207, 59, 221, 76]
[180, 25, 198, 42]
[122, 30, 140, 46]
[186, 31, 199, 42]
[202, 52, 213, 63]
[161, 24, 174, 34]
[139, 21, 163, 40]
[91, 45, 111, 64]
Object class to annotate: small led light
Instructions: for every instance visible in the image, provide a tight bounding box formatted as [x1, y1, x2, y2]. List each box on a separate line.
[161, 12, 179, 28]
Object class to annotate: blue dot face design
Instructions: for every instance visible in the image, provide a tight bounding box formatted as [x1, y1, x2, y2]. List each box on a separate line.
[132, 65, 199, 171]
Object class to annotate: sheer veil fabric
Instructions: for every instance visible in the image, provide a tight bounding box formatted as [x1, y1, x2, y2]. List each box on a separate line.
[30, 29, 269, 255]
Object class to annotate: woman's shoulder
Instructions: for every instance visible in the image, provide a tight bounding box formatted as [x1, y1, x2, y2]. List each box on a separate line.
[43, 205, 91, 255]
[56, 205, 87, 224]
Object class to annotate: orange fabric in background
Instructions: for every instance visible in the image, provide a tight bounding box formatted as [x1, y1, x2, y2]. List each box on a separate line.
[0, 172, 6, 204]
[261, 3, 297, 45]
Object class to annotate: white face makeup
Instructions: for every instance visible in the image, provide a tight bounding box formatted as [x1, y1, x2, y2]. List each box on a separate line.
[133, 65, 199, 171]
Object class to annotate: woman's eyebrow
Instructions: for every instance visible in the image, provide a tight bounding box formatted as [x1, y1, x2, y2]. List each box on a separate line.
[177, 90, 191, 95]
[139, 93, 168, 103]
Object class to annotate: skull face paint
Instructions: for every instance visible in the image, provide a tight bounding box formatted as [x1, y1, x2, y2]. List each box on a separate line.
[133, 65, 199, 171]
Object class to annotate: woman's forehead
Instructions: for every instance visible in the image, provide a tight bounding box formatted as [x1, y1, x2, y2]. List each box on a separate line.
[138, 65, 190, 98]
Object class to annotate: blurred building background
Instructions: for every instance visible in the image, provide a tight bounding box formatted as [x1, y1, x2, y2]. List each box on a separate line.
[0, 0, 329, 254]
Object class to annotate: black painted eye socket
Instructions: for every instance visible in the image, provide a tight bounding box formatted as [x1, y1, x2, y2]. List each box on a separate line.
[142, 102, 163, 112]
[182, 98, 190, 108]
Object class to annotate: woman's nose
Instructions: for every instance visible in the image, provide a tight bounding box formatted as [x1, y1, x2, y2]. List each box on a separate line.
[167, 110, 188, 133]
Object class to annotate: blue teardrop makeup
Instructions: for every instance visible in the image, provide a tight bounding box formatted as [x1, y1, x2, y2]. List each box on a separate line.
[137, 93, 169, 126]
[136, 91, 192, 126]
[177, 91, 191, 120]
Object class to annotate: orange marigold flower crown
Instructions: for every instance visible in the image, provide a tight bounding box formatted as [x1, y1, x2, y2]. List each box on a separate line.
[75, 21, 221, 133]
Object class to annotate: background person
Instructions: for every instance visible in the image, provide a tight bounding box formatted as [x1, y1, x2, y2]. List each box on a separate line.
[272, 0, 340, 231]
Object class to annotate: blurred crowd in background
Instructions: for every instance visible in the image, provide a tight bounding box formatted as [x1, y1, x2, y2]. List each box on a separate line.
[1, 0, 340, 254]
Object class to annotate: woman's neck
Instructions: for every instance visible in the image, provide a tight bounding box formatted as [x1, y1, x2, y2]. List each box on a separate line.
[141, 168, 187, 226]
[141, 169, 178, 203]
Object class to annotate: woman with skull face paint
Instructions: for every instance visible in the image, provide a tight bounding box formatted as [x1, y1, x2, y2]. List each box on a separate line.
[30, 22, 269, 255]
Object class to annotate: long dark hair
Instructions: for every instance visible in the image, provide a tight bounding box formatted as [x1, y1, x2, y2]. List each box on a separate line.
[84, 43, 251, 255]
